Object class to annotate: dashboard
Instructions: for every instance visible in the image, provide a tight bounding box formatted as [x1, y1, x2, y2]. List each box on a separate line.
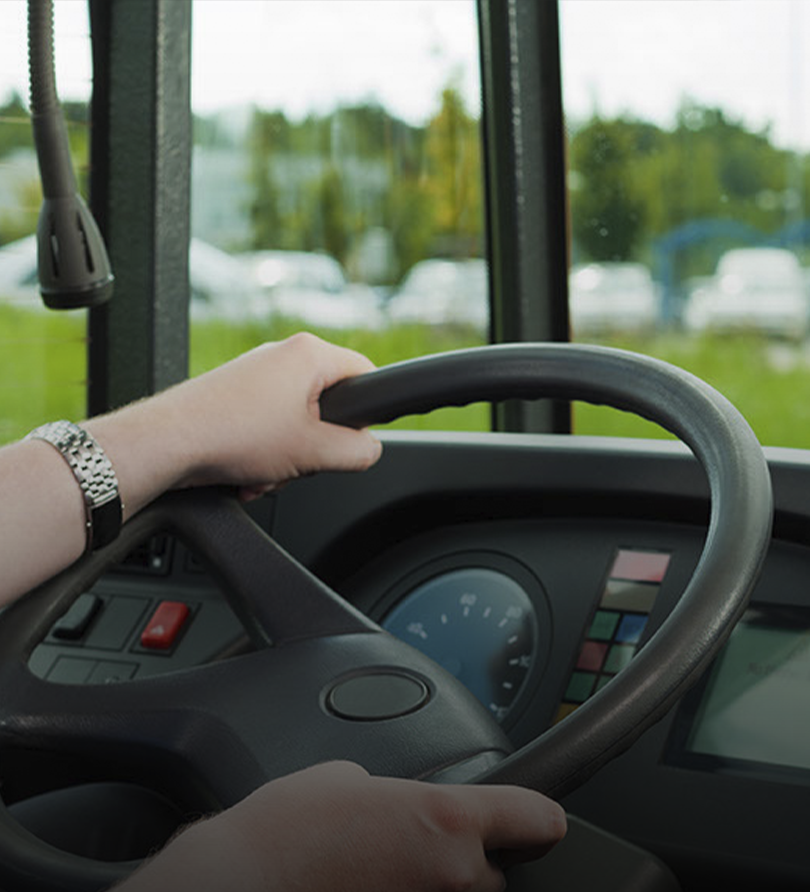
[22, 431, 810, 890]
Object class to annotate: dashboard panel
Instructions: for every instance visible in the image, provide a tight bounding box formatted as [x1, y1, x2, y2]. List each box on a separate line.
[22, 431, 810, 890]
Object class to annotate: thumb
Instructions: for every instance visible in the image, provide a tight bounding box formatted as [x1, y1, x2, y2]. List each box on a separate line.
[307, 424, 383, 474]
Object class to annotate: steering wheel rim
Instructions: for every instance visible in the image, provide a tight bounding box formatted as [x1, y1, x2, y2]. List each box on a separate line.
[0, 343, 772, 891]
[318, 342, 774, 794]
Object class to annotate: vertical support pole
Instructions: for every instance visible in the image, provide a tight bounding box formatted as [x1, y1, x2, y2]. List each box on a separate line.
[478, 0, 571, 432]
[87, 0, 192, 414]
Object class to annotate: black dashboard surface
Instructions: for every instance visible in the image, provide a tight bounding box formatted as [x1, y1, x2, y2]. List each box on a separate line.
[26, 432, 810, 889]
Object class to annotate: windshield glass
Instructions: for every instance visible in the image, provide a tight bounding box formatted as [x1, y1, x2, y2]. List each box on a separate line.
[560, 0, 810, 446]
[5, 2, 803, 446]
[189, 0, 487, 431]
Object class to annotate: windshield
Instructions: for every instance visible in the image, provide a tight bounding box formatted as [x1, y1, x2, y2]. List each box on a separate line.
[2, 1, 809, 446]
[560, 0, 810, 446]
[188, 0, 487, 432]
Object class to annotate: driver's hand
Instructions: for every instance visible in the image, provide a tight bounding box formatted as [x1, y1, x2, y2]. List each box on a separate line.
[85, 333, 383, 518]
[115, 761, 567, 892]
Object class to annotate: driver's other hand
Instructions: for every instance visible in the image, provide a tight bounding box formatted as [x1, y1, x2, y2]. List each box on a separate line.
[118, 761, 567, 892]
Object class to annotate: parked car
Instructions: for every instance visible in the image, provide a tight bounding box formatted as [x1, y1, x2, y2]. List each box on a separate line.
[187, 239, 267, 322]
[569, 262, 661, 335]
[0, 234, 265, 321]
[683, 247, 808, 340]
[386, 258, 489, 331]
[241, 249, 385, 330]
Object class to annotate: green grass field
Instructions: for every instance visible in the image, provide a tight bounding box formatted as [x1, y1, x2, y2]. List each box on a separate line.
[572, 332, 810, 448]
[4, 302, 810, 450]
[0, 305, 87, 443]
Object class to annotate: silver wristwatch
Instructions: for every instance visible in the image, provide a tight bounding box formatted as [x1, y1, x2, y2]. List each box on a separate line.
[26, 420, 123, 552]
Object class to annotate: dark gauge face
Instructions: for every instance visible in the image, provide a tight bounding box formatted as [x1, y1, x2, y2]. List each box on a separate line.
[382, 567, 537, 722]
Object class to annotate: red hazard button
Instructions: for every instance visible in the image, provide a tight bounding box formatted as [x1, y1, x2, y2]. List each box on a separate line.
[140, 601, 190, 650]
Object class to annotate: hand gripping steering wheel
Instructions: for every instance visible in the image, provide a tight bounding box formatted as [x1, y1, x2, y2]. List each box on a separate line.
[0, 344, 772, 891]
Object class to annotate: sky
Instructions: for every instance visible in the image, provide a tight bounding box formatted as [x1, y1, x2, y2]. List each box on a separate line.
[558, 0, 810, 149]
[191, 0, 481, 123]
[2, 0, 810, 147]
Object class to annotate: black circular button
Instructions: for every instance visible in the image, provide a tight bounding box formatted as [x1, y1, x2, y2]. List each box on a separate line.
[328, 672, 429, 720]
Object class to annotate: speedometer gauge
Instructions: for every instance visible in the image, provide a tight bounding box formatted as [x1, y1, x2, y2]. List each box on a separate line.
[382, 567, 537, 723]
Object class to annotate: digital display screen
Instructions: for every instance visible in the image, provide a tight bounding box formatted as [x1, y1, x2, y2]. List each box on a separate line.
[680, 607, 810, 775]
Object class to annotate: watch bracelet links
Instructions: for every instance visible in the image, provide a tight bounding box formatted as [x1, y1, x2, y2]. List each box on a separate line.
[25, 420, 123, 552]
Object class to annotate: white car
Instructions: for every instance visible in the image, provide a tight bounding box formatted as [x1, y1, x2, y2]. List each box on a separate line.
[569, 262, 661, 336]
[242, 249, 385, 330]
[187, 240, 268, 322]
[684, 247, 808, 340]
[0, 234, 265, 321]
[387, 258, 488, 331]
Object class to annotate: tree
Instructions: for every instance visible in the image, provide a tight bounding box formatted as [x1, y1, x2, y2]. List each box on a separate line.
[238, 83, 484, 280]
[420, 85, 483, 258]
[0, 92, 33, 159]
[568, 102, 806, 278]
[248, 109, 288, 250]
[568, 116, 653, 262]
[310, 165, 350, 264]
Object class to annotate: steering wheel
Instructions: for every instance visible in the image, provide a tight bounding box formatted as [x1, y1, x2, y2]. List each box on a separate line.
[0, 344, 772, 891]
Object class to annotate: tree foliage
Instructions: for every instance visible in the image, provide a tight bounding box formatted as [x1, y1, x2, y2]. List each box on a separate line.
[244, 85, 483, 281]
[568, 101, 803, 275]
[6, 83, 803, 290]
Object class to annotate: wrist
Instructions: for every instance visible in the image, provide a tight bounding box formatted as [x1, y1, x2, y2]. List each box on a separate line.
[115, 816, 264, 892]
[83, 393, 200, 521]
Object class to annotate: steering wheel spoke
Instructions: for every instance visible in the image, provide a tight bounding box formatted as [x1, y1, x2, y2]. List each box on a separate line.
[143, 488, 379, 646]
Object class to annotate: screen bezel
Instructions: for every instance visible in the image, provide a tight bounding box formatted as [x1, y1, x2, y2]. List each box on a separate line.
[666, 604, 810, 787]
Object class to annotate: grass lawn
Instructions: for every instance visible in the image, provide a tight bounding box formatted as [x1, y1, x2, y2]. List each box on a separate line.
[573, 332, 810, 449]
[191, 320, 810, 446]
[0, 305, 86, 443]
[3, 302, 810, 450]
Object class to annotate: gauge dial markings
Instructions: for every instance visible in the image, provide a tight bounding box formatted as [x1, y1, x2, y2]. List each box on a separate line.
[382, 567, 538, 722]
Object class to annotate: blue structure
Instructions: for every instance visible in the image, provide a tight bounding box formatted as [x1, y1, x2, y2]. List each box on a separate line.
[652, 220, 762, 323]
[652, 218, 810, 323]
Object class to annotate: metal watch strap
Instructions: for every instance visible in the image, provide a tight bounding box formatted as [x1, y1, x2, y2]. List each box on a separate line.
[26, 420, 123, 552]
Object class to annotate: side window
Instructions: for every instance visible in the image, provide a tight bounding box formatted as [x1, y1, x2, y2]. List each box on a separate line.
[0, 3, 90, 444]
[560, 0, 810, 447]
[189, 0, 489, 430]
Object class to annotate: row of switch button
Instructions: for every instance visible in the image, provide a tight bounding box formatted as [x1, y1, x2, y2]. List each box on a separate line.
[555, 549, 670, 724]
[44, 596, 193, 685]
[47, 594, 192, 665]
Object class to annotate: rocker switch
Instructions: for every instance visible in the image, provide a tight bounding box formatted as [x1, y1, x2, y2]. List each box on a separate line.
[140, 601, 190, 650]
[52, 593, 102, 641]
